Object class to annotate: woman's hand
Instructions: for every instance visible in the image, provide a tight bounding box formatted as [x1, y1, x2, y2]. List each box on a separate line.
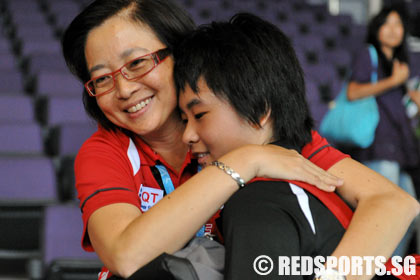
[234, 144, 344, 192]
[391, 60, 410, 86]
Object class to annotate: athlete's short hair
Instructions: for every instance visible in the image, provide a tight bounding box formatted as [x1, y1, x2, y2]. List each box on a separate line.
[174, 13, 313, 149]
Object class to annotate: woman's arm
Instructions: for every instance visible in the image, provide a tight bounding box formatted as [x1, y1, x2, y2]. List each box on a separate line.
[347, 60, 410, 101]
[87, 144, 343, 277]
[327, 158, 420, 280]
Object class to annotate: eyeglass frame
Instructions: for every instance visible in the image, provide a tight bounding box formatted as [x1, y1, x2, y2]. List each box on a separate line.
[85, 48, 171, 97]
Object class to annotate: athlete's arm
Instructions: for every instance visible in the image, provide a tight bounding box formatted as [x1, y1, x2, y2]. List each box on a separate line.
[328, 158, 420, 280]
[87, 144, 342, 277]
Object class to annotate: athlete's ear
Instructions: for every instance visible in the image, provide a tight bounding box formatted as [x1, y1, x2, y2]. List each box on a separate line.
[248, 109, 271, 130]
[259, 109, 271, 127]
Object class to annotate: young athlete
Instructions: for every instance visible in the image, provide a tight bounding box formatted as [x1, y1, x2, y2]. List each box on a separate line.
[174, 13, 420, 279]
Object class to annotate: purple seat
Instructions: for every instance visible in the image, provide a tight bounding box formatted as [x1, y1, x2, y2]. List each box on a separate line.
[21, 40, 61, 56]
[293, 35, 325, 65]
[47, 0, 80, 13]
[294, 47, 307, 68]
[303, 64, 341, 102]
[0, 95, 35, 122]
[0, 155, 57, 278]
[0, 53, 18, 71]
[311, 24, 340, 38]
[350, 24, 367, 38]
[37, 72, 83, 96]
[291, 10, 316, 26]
[0, 123, 43, 155]
[305, 78, 320, 103]
[0, 38, 10, 54]
[40, 96, 90, 125]
[328, 13, 352, 26]
[48, 1, 81, 28]
[43, 204, 100, 264]
[54, 12, 80, 30]
[42, 204, 102, 278]
[16, 25, 56, 43]
[335, 24, 366, 55]
[272, 1, 293, 13]
[186, 5, 231, 25]
[264, 2, 293, 23]
[56, 123, 96, 155]
[311, 3, 329, 21]
[29, 53, 69, 73]
[13, 13, 48, 26]
[0, 70, 25, 93]
[293, 34, 325, 52]
[336, 14, 353, 27]
[324, 48, 352, 80]
[278, 22, 299, 40]
[0, 156, 57, 204]
[8, 0, 40, 14]
[308, 98, 329, 130]
[45, 122, 97, 156]
[304, 64, 340, 85]
[231, 0, 270, 16]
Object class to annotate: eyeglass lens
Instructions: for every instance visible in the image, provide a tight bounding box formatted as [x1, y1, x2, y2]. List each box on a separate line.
[88, 54, 156, 96]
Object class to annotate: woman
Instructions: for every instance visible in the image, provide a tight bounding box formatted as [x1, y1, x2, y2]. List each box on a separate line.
[347, 6, 420, 256]
[61, 0, 419, 278]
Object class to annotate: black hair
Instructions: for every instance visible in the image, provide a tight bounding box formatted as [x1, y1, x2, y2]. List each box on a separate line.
[366, 6, 409, 77]
[174, 13, 313, 150]
[62, 0, 195, 131]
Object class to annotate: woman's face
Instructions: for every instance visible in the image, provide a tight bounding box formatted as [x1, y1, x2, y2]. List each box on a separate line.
[84, 15, 178, 136]
[378, 11, 404, 50]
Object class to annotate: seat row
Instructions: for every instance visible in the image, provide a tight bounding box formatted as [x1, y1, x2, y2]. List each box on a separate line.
[0, 200, 102, 279]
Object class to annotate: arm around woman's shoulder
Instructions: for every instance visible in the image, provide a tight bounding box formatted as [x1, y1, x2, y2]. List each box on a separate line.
[327, 157, 419, 279]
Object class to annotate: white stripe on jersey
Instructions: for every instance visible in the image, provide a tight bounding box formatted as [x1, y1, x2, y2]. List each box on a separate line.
[98, 270, 109, 280]
[127, 138, 140, 175]
[289, 183, 316, 234]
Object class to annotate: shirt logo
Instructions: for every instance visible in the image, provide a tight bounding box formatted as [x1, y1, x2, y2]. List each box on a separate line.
[139, 184, 164, 212]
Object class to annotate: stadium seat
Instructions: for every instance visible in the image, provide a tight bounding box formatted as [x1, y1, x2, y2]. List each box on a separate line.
[0, 95, 35, 122]
[35, 96, 90, 125]
[303, 64, 342, 102]
[43, 204, 102, 280]
[44, 122, 97, 156]
[0, 70, 24, 92]
[0, 123, 44, 155]
[0, 156, 57, 204]
[36, 71, 83, 96]
[0, 155, 58, 279]
[29, 53, 69, 74]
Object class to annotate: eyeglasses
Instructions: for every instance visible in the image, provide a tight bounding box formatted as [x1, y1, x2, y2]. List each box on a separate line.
[85, 48, 171, 97]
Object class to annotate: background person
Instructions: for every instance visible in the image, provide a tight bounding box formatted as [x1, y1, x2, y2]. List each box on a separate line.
[346, 6, 420, 257]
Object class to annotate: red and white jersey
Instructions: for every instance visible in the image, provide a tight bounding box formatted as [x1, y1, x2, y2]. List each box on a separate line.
[75, 125, 204, 248]
[75, 127, 348, 278]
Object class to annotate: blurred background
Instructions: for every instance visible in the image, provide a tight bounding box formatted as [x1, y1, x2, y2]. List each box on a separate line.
[0, 0, 419, 279]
